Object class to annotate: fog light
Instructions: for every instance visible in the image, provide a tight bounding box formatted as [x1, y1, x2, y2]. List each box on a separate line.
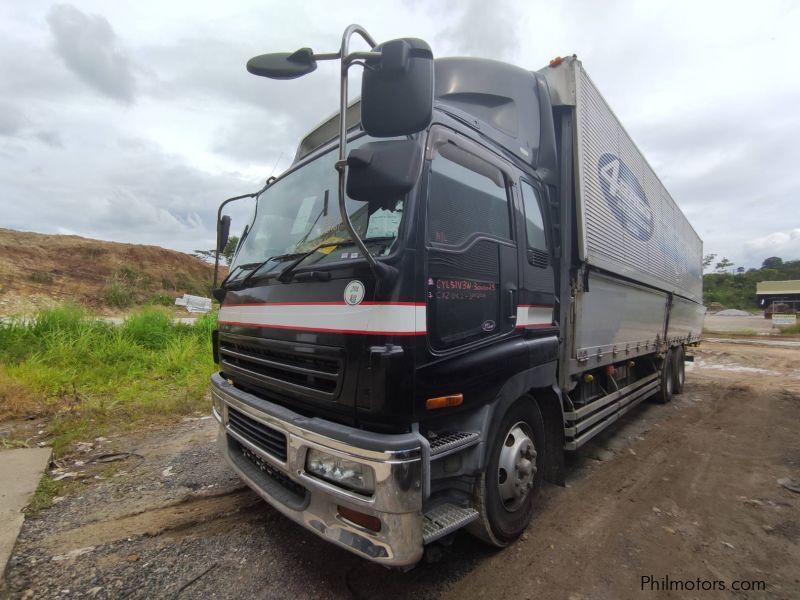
[305, 448, 375, 494]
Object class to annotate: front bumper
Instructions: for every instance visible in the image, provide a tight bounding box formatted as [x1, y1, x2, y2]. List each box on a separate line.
[210, 374, 425, 566]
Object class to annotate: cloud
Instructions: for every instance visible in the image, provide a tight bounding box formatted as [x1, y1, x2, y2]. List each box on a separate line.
[0, 103, 27, 136]
[0, 0, 798, 273]
[430, 0, 524, 60]
[745, 229, 800, 259]
[46, 4, 136, 103]
[34, 130, 64, 148]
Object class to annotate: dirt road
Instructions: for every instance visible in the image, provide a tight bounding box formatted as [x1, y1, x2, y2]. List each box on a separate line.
[4, 339, 799, 599]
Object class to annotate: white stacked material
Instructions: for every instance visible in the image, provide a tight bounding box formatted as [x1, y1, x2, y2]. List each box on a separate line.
[174, 294, 212, 313]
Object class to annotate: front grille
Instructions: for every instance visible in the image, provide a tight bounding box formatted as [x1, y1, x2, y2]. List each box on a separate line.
[219, 336, 343, 399]
[227, 406, 288, 462]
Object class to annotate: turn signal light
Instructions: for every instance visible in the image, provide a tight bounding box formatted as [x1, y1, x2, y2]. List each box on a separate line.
[549, 56, 563, 67]
[337, 505, 382, 532]
[426, 393, 463, 410]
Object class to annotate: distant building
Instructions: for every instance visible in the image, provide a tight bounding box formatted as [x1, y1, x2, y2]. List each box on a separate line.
[756, 280, 800, 315]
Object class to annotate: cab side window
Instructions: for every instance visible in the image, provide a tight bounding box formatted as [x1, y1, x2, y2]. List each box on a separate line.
[427, 143, 510, 246]
[520, 180, 548, 267]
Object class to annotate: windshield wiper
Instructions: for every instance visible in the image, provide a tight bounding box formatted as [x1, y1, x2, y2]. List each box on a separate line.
[219, 261, 265, 289]
[277, 236, 395, 283]
[225, 237, 395, 290]
[231, 251, 308, 290]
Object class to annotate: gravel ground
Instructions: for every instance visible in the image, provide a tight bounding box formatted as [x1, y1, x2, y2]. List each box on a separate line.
[3, 340, 799, 599]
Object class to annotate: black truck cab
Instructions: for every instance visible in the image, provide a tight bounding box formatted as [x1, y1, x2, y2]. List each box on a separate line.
[210, 33, 701, 566]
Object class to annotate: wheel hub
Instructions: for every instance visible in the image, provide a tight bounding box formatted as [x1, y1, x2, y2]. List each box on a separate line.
[497, 422, 537, 511]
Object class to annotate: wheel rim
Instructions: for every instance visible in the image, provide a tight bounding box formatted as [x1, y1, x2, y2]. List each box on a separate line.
[678, 355, 685, 386]
[497, 421, 537, 512]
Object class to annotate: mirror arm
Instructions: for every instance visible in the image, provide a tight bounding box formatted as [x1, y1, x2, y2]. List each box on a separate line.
[213, 181, 270, 291]
[343, 50, 382, 64]
[334, 26, 396, 290]
[311, 51, 340, 61]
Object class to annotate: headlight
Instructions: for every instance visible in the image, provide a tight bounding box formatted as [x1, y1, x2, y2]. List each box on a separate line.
[305, 448, 375, 494]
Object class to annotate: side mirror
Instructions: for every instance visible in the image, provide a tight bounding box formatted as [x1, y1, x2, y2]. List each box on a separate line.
[247, 48, 317, 80]
[217, 215, 231, 253]
[361, 38, 434, 137]
[346, 140, 422, 206]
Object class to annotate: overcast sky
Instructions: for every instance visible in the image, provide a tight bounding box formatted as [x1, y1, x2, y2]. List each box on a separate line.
[1, 0, 798, 268]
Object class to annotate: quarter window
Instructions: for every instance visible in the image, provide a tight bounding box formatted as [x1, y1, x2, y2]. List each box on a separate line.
[520, 181, 547, 251]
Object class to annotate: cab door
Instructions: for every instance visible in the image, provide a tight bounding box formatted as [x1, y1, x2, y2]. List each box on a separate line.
[424, 128, 519, 351]
[414, 127, 529, 414]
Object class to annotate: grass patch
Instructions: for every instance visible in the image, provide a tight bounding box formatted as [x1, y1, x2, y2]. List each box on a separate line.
[104, 268, 209, 308]
[27, 473, 63, 514]
[29, 271, 55, 284]
[0, 305, 217, 456]
[147, 293, 175, 307]
[104, 280, 135, 308]
[778, 323, 800, 335]
[702, 328, 761, 337]
[0, 364, 43, 420]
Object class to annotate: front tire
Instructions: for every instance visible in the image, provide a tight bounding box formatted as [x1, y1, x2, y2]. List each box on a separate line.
[468, 396, 545, 546]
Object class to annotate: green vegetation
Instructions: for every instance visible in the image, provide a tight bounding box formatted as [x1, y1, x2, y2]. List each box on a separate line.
[703, 256, 800, 310]
[779, 323, 800, 335]
[27, 474, 64, 514]
[147, 293, 176, 307]
[0, 306, 217, 455]
[103, 267, 150, 308]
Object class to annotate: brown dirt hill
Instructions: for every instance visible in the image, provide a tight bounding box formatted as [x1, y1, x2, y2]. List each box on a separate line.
[0, 228, 219, 315]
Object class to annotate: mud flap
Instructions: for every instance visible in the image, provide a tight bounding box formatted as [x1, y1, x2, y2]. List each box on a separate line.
[536, 393, 565, 486]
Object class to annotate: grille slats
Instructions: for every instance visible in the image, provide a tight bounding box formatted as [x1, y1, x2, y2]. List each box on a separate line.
[219, 336, 343, 399]
[227, 407, 288, 462]
[527, 248, 549, 268]
[219, 347, 339, 381]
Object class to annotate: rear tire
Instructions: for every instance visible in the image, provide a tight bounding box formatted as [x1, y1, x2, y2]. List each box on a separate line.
[467, 396, 545, 547]
[654, 350, 674, 404]
[672, 346, 686, 395]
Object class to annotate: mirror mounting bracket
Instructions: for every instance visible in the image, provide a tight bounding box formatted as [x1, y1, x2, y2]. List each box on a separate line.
[332, 26, 396, 290]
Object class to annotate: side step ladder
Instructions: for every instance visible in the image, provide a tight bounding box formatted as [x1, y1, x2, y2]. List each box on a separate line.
[428, 431, 480, 459]
[422, 504, 479, 544]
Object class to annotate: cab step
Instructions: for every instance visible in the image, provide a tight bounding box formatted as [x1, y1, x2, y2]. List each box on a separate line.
[422, 503, 479, 544]
[428, 431, 480, 458]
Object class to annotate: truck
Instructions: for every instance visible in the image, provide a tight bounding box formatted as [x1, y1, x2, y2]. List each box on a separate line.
[208, 25, 704, 567]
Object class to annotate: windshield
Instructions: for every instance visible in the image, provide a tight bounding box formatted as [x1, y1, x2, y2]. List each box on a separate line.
[228, 135, 409, 282]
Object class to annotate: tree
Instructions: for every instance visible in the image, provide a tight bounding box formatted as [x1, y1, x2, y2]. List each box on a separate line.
[714, 257, 734, 273]
[762, 257, 783, 269]
[702, 253, 717, 270]
[736, 266, 745, 274]
[193, 235, 240, 265]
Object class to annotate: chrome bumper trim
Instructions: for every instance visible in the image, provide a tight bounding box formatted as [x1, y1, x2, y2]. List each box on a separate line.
[212, 376, 425, 566]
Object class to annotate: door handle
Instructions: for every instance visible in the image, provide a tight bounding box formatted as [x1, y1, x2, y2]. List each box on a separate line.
[507, 289, 517, 322]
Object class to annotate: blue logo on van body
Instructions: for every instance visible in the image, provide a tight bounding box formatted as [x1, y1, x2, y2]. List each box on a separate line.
[597, 153, 654, 241]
